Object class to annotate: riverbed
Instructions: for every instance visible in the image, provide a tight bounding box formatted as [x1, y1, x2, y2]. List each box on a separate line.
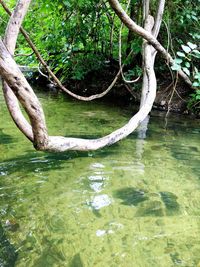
[0, 85, 200, 266]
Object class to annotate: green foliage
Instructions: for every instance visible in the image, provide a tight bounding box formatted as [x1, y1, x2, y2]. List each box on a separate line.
[188, 90, 200, 111]
[0, 0, 199, 111]
[64, 53, 106, 81]
[171, 42, 200, 79]
[187, 72, 200, 111]
[14, 0, 117, 82]
[171, 40, 200, 111]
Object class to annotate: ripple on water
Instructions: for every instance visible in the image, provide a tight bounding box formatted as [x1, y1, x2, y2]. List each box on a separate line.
[0, 87, 200, 266]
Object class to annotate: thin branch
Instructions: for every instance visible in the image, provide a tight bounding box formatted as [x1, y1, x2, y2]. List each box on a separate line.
[143, 0, 150, 22]
[119, 25, 141, 83]
[118, 0, 141, 84]
[152, 0, 165, 38]
[108, 0, 193, 88]
[15, 51, 34, 57]
[166, 72, 179, 117]
[38, 64, 49, 79]
[109, 13, 115, 57]
[0, 0, 121, 101]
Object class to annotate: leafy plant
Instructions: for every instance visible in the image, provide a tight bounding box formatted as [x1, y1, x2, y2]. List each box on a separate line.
[171, 42, 200, 86]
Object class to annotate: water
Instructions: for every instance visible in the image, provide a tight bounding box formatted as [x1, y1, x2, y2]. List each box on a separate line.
[0, 85, 200, 267]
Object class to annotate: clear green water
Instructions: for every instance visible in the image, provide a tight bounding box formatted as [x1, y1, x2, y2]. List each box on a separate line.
[0, 86, 200, 267]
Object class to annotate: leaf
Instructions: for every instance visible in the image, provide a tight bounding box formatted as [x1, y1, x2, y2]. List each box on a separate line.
[185, 62, 190, 68]
[171, 63, 181, 71]
[174, 58, 183, 64]
[181, 45, 191, 54]
[194, 72, 200, 80]
[193, 82, 199, 87]
[177, 52, 185, 57]
[183, 67, 190, 76]
[192, 50, 200, 59]
[187, 42, 197, 50]
[191, 15, 198, 21]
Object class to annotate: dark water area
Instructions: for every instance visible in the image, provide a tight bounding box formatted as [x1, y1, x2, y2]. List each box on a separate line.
[0, 85, 200, 266]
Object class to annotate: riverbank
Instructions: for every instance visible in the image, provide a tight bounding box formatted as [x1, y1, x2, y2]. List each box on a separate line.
[31, 65, 196, 117]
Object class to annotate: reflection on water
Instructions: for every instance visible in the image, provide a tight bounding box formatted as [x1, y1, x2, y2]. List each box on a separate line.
[0, 86, 200, 266]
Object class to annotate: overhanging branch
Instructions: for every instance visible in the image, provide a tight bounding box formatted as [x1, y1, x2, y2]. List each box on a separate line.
[108, 0, 193, 88]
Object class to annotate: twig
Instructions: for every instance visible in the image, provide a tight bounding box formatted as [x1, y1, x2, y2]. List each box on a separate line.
[166, 72, 179, 117]
[118, 0, 141, 84]
[38, 64, 49, 79]
[15, 51, 34, 57]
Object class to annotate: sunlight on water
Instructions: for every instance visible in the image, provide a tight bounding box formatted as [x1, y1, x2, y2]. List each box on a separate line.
[0, 85, 200, 267]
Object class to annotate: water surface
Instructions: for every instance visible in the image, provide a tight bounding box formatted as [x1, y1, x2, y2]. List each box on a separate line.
[0, 85, 200, 267]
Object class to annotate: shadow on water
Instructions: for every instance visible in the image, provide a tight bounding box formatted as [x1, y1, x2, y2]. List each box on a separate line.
[31, 241, 66, 267]
[114, 187, 148, 206]
[0, 139, 121, 176]
[0, 129, 15, 144]
[0, 152, 73, 176]
[114, 187, 180, 216]
[167, 143, 200, 178]
[160, 191, 180, 214]
[0, 222, 17, 267]
[69, 253, 84, 267]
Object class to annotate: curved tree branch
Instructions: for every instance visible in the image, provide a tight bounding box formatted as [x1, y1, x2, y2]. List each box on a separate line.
[0, 39, 49, 149]
[0, 27, 156, 152]
[2, 0, 33, 141]
[47, 16, 157, 151]
[0, 1, 157, 152]
[118, 0, 141, 84]
[108, 0, 193, 88]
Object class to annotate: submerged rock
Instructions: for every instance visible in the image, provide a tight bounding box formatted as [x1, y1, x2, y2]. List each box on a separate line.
[0, 129, 14, 144]
[0, 223, 17, 267]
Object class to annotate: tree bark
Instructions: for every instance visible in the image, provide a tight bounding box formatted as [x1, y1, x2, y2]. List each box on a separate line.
[138, 1, 164, 137]
[140, 0, 163, 107]
[0, 40, 49, 149]
[2, 0, 33, 141]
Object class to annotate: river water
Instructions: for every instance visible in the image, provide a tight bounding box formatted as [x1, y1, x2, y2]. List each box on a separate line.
[0, 86, 200, 267]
